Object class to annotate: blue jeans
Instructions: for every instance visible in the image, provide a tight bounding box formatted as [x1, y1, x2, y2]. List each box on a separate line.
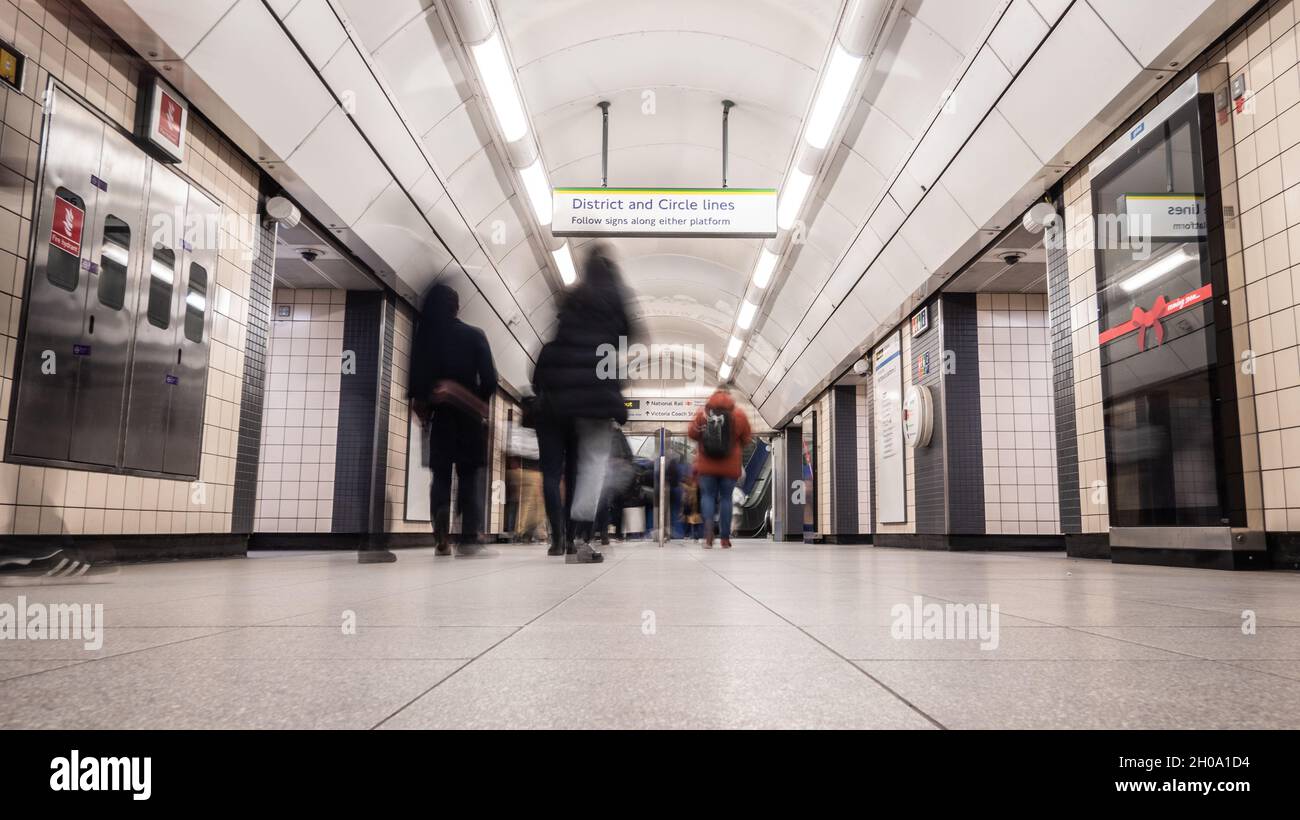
[698, 475, 736, 539]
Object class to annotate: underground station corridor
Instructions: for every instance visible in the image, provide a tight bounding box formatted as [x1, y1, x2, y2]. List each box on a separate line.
[0, 0, 1295, 802]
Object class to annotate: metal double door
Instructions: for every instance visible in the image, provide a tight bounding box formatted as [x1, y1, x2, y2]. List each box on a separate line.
[8, 84, 216, 479]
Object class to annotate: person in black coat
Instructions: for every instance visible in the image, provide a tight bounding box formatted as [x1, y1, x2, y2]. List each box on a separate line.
[531, 242, 637, 563]
[409, 283, 497, 556]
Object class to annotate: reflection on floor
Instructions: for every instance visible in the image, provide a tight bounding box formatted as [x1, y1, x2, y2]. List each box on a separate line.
[2, 540, 1300, 729]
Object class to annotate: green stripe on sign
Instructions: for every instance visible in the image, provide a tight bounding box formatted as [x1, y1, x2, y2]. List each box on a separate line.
[554, 187, 776, 194]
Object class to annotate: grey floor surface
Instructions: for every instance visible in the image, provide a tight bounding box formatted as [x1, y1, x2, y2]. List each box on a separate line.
[2, 540, 1299, 729]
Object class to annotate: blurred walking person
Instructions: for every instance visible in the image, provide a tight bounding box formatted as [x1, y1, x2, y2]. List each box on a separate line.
[688, 385, 753, 548]
[532, 243, 635, 564]
[409, 283, 497, 557]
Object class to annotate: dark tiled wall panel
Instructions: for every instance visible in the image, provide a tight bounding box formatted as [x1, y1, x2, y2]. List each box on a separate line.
[230, 203, 276, 534]
[371, 296, 396, 530]
[333, 292, 384, 533]
[1046, 198, 1082, 534]
[833, 385, 858, 534]
[942, 293, 985, 534]
[913, 302, 946, 534]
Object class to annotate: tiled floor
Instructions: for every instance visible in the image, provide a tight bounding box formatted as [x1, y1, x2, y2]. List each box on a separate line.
[2, 540, 1300, 729]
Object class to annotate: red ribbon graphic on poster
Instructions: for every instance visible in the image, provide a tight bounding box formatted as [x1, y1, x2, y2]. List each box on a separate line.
[49, 195, 84, 257]
[1097, 283, 1213, 350]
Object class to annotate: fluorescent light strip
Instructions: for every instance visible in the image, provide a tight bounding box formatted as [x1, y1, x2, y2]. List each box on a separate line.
[805, 44, 863, 150]
[737, 299, 758, 330]
[1118, 246, 1196, 293]
[718, 361, 732, 381]
[519, 160, 552, 226]
[552, 243, 577, 285]
[471, 33, 529, 143]
[726, 335, 743, 358]
[778, 169, 812, 230]
[752, 248, 778, 288]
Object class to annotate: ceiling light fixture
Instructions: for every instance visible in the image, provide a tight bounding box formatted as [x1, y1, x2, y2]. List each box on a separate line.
[718, 361, 733, 381]
[1118, 245, 1196, 293]
[752, 248, 778, 288]
[777, 169, 813, 230]
[726, 335, 743, 358]
[805, 44, 863, 150]
[519, 159, 553, 225]
[737, 299, 758, 329]
[552, 243, 577, 286]
[471, 32, 529, 143]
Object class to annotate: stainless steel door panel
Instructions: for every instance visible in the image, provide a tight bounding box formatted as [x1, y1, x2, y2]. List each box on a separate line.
[68, 126, 148, 465]
[122, 163, 188, 473]
[10, 92, 105, 461]
[162, 186, 218, 477]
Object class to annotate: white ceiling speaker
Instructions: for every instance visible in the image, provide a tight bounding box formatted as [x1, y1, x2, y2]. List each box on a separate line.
[852, 358, 869, 376]
[1022, 201, 1058, 234]
[265, 196, 300, 229]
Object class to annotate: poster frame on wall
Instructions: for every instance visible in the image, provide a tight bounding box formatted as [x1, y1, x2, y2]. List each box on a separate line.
[874, 331, 906, 523]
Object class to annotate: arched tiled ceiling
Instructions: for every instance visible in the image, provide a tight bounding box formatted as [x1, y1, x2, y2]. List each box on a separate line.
[498, 0, 842, 374]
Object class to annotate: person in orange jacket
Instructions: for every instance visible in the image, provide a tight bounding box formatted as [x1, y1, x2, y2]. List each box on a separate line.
[687, 386, 753, 548]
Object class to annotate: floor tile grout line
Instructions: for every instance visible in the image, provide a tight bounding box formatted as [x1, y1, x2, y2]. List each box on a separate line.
[368, 555, 631, 730]
[0, 625, 251, 685]
[687, 553, 948, 730]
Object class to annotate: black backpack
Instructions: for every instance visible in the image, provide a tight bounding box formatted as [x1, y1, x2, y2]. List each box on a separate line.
[701, 407, 733, 459]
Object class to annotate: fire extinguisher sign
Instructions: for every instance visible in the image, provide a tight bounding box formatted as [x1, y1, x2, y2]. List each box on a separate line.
[49, 194, 84, 257]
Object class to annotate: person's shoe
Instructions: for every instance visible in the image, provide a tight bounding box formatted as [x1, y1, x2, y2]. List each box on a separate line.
[721, 538, 732, 549]
[600, 532, 610, 546]
[547, 533, 565, 556]
[565, 542, 604, 564]
[454, 540, 495, 558]
[434, 543, 452, 556]
[565, 539, 578, 555]
[0, 547, 118, 583]
[358, 549, 397, 564]
[703, 538, 713, 549]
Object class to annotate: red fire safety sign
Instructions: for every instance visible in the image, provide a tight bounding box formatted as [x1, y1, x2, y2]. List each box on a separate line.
[49, 194, 84, 257]
[158, 90, 182, 147]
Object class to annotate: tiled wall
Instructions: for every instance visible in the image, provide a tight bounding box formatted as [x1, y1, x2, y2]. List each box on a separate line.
[1224, 1, 1300, 532]
[816, 390, 832, 536]
[832, 385, 858, 535]
[1061, 169, 1110, 534]
[942, 293, 985, 535]
[384, 300, 425, 534]
[0, 0, 259, 536]
[855, 380, 872, 534]
[1057, 0, 1300, 535]
[253, 288, 343, 533]
[977, 293, 1060, 535]
[912, 303, 946, 535]
[1045, 198, 1083, 535]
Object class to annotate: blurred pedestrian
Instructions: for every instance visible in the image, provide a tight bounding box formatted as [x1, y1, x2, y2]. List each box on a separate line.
[409, 283, 497, 557]
[532, 242, 636, 563]
[688, 385, 753, 548]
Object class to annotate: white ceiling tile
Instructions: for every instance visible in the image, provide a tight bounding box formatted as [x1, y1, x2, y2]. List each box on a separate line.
[446, 148, 514, 227]
[124, 0, 238, 58]
[898, 182, 978, 274]
[988, 0, 1050, 74]
[996, 2, 1141, 163]
[185, 0, 335, 159]
[336, 0, 434, 53]
[941, 109, 1044, 228]
[322, 43, 430, 189]
[375, 5, 469, 135]
[282, 0, 346, 69]
[906, 47, 1013, 189]
[285, 107, 390, 226]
